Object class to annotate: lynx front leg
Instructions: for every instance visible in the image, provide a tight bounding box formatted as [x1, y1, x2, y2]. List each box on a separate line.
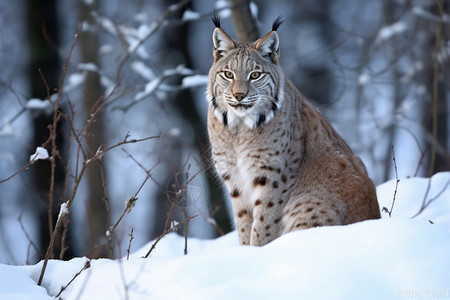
[229, 189, 252, 245]
[234, 207, 252, 245]
[250, 202, 284, 246]
[248, 176, 284, 246]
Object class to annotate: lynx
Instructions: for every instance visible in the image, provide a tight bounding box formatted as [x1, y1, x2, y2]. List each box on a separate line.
[206, 16, 381, 246]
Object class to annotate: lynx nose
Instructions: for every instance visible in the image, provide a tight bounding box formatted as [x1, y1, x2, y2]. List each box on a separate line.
[233, 93, 246, 102]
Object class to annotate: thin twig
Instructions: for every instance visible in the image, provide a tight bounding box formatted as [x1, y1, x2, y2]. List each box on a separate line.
[121, 148, 164, 192]
[113, 0, 191, 80]
[117, 257, 130, 300]
[383, 145, 399, 217]
[412, 175, 450, 218]
[127, 228, 134, 260]
[108, 195, 140, 237]
[0, 159, 36, 183]
[143, 215, 197, 258]
[56, 259, 91, 298]
[47, 102, 61, 240]
[205, 205, 226, 236]
[18, 212, 41, 260]
[59, 217, 70, 260]
[86, 132, 163, 165]
[98, 159, 114, 258]
[184, 216, 191, 255]
[104, 154, 161, 246]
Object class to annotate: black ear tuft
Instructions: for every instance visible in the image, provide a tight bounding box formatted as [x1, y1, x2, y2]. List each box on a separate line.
[212, 11, 221, 28]
[272, 15, 284, 31]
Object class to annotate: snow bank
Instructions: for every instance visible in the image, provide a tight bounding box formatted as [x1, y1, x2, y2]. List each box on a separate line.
[0, 264, 52, 300]
[377, 172, 450, 231]
[1, 172, 449, 300]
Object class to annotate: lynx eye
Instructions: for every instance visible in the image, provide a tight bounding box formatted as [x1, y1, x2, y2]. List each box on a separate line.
[250, 72, 261, 80]
[224, 71, 234, 79]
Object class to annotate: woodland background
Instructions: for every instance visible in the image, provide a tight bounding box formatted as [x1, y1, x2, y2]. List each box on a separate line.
[0, 0, 448, 264]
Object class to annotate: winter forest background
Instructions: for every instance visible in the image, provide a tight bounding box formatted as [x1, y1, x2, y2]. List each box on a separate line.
[0, 0, 449, 265]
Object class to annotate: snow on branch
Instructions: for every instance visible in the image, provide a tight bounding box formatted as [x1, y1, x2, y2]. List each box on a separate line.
[131, 63, 207, 99]
[65, 73, 86, 92]
[93, 12, 118, 36]
[181, 10, 202, 22]
[375, 21, 407, 44]
[115, 65, 195, 111]
[131, 61, 156, 81]
[135, 65, 194, 100]
[29, 147, 50, 163]
[117, 0, 190, 56]
[57, 202, 69, 221]
[413, 6, 450, 23]
[182, 75, 208, 88]
[26, 99, 53, 113]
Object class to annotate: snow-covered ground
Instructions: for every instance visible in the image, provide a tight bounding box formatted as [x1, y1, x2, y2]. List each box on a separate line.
[1, 172, 449, 300]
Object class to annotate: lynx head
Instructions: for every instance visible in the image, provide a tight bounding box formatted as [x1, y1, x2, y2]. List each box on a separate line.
[206, 15, 285, 129]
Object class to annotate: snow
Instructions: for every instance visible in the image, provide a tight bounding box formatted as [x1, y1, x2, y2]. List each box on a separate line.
[1, 172, 450, 299]
[126, 23, 158, 55]
[181, 74, 208, 88]
[57, 202, 69, 221]
[95, 13, 117, 36]
[77, 62, 98, 72]
[134, 66, 195, 101]
[377, 172, 450, 229]
[134, 78, 161, 101]
[358, 73, 370, 85]
[181, 10, 201, 22]
[412, 6, 448, 23]
[130, 61, 155, 81]
[0, 122, 14, 137]
[375, 21, 407, 44]
[29, 147, 49, 163]
[25, 99, 52, 112]
[65, 73, 86, 92]
[99, 44, 114, 55]
[215, 0, 232, 18]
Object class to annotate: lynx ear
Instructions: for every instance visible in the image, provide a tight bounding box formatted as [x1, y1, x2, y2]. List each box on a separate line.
[213, 28, 235, 62]
[255, 31, 280, 63]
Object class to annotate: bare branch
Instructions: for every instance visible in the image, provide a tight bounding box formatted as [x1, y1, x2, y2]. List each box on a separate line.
[383, 146, 400, 217]
[113, 0, 191, 80]
[38, 25, 84, 286]
[56, 259, 91, 298]
[18, 212, 42, 261]
[126, 228, 134, 260]
[143, 215, 197, 258]
[412, 174, 450, 218]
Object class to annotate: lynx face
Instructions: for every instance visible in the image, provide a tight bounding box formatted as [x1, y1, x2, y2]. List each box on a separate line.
[206, 26, 285, 129]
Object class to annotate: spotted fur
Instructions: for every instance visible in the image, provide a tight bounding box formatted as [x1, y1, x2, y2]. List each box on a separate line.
[207, 16, 381, 246]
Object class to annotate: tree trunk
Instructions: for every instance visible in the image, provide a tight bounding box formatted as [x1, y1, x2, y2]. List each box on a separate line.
[27, 0, 69, 259]
[79, 1, 108, 257]
[229, 0, 259, 42]
[423, 1, 450, 176]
